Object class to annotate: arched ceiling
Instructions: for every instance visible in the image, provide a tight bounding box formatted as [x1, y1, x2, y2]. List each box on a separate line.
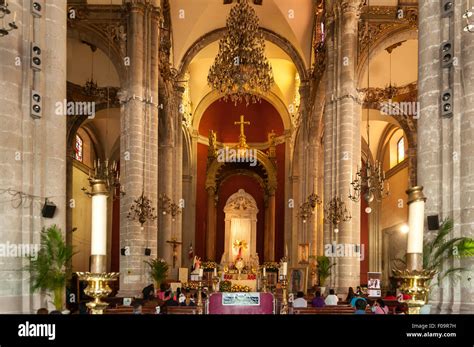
[360, 39, 418, 89]
[169, 0, 314, 69]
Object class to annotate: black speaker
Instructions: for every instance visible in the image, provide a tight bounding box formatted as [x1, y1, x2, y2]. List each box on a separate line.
[441, 89, 453, 118]
[41, 200, 56, 218]
[441, 0, 454, 17]
[144, 248, 151, 256]
[427, 215, 440, 230]
[31, 90, 42, 119]
[31, 0, 44, 18]
[440, 41, 454, 68]
[31, 42, 42, 71]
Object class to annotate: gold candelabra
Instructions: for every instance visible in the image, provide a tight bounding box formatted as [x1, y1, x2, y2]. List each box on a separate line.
[280, 275, 289, 314]
[77, 257, 119, 314]
[262, 275, 268, 293]
[212, 276, 220, 292]
[197, 279, 204, 315]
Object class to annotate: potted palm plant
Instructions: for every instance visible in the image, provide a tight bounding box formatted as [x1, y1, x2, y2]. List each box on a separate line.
[317, 255, 335, 294]
[423, 218, 474, 290]
[145, 258, 169, 290]
[28, 225, 75, 311]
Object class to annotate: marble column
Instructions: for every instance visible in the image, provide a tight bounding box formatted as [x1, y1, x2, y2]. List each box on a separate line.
[206, 186, 217, 260]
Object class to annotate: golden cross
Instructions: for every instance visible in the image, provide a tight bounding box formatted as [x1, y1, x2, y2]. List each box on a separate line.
[234, 115, 250, 138]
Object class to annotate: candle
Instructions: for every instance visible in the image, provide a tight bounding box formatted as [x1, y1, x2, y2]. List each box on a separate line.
[263, 267, 266, 277]
[13, 11, 16, 23]
[406, 187, 426, 259]
[199, 268, 204, 278]
[282, 262, 288, 276]
[91, 193, 107, 255]
[213, 267, 217, 277]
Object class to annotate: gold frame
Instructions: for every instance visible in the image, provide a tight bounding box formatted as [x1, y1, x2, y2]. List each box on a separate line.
[288, 266, 308, 294]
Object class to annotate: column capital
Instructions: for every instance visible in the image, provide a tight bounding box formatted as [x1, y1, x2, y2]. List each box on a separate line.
[339, 0, 363, 16]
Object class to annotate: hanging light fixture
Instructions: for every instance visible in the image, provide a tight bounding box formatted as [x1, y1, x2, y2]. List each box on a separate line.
[463, 1, 474, 32]
[324, 196, 351, 233]
[127, 192, 157, 230]
[348, 8, 389, 210]
[83, 42, 102, 97]
[0, 1, 17, 37]
[298, 192, 321, 223]
[158, 194, 182, 222]
[208, 0, 274, 105]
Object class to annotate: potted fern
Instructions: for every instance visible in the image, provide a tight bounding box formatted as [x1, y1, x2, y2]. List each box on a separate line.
[317, 255, 335, 294]
[28, 225, 75, 311]
[145, 258, 169, 290]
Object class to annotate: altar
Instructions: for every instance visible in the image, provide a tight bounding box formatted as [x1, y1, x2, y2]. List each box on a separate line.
[223, 273, 258, 291]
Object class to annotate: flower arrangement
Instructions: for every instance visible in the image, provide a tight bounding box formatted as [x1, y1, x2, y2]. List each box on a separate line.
[202, 261, 218, 271]
[262, 262, 279, 272]
[230, 284, 251, 292]
[182, 282, 199, 290]
[219, 280, 232, 292]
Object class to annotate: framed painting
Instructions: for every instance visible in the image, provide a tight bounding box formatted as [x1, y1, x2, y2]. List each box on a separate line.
[288, 267, 308, 294]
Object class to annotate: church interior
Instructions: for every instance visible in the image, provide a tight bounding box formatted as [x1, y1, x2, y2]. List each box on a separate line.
[0, 0, 474, 316]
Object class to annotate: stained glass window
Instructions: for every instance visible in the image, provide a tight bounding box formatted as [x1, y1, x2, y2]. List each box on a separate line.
[397, 136, 405, 163]
[74, 134, 83, 162]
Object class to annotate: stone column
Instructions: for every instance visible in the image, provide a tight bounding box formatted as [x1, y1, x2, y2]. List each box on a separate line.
[418, 0, 474, 313]
[264, 190, 276, 261]
[158, 82, 175, 269]
[0, 0, 67, 312]
[323, 0, 362, 292]
[206, 186, 217, 260]
[120, 2, 159, 296]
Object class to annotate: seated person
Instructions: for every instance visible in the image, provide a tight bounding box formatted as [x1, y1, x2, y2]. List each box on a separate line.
[180, 292, 196, 307]
[36, 308, 48, 315]
[372, 298, 389, 314]
[354, 298, 367, 315]
[132, 302, 142, 314]
[383, 290, 398, 301]
[311, 291, 325, 308]
[324, 289, 339, 306]
[350, 294, 367, 307]
[164, 290, 179, 306]
[292, 291, 308, 308]
[142, 284, 155, 300]
[157, 283, 168, 300]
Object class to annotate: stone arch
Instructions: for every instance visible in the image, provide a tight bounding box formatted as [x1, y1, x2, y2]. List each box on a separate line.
[192, 90, 292, 132]
[68, 26, 127, 86]
[177, 27, 309, 82]
[206, 150, 277, 193]
[357, 28, 418, 88]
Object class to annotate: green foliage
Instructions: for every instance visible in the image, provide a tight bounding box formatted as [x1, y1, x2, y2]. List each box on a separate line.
[145, 258, 169, 285]
[28, 225, 74, 310]
[423, 218, 474, 286]
[316, 255, 335, 286]
[219, 280, 232, 292]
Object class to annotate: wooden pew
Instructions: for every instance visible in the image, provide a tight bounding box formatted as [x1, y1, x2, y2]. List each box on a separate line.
[165, 306, 199, 315]
[104, 305, 156, 314]
[292, 305, 356, 315]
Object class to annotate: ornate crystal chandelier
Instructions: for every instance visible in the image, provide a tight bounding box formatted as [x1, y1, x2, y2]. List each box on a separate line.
[127, 192, 157, 229]
[324, 196, 351, 233]
[208, 0, 274, 105]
